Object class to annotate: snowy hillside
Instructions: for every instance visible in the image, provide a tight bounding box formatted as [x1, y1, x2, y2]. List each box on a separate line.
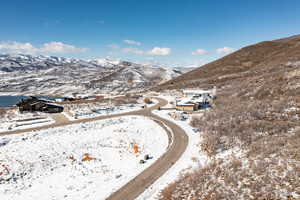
[0, 54, 188, 96]
[0, 116, 169, 200]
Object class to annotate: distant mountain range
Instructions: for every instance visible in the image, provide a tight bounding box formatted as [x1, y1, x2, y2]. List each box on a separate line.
[0, 54, 193, 96]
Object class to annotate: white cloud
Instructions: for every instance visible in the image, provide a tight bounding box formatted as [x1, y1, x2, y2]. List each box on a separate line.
[192, 48, 207, 55]
[41, 42, 87, 53]
[122, 47, 144, 55]
[0, 41, 87, 54]
[0, 41, 38, 54]
[122, 47, 171, 56]
[146, 47, 171, 56]
[123, 39, 142, 46]
[216, 47, 234, 54]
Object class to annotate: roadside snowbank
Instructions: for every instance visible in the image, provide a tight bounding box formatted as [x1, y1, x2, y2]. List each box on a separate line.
[0, 116, 168, 200]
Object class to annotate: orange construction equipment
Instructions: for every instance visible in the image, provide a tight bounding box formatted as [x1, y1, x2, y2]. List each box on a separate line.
[82, 153, 96, 161]
[133, 144, 139, 153]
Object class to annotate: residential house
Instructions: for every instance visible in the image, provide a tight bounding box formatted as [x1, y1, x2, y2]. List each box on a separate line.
[16, 97, 64, 113]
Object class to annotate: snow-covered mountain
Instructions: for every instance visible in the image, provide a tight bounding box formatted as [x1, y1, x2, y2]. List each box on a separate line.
[0, 54, 189, 96]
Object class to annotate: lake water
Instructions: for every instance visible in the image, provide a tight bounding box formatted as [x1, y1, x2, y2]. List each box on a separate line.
[0, 96, 64, 107]
[0, 96, 28, 107]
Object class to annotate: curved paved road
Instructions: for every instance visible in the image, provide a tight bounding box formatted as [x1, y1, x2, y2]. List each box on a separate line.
[0, 98, 189, 200]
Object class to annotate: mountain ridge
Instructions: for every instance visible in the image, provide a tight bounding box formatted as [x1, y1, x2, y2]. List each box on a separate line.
[0, 54, 190, 96]
[154, 34, 300, 90]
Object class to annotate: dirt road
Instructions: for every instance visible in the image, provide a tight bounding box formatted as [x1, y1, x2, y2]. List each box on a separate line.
[0, 98, 189, 200]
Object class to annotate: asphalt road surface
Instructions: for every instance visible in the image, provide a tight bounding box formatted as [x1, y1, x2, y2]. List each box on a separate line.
[0, 98, 189, 200]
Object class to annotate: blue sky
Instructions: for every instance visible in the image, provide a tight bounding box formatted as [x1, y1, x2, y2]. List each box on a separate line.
[0, 0, 300, 67]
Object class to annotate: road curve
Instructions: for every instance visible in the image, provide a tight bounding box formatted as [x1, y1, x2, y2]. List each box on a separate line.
[0, 98, 189, 200]
[106, 105, 188, 200]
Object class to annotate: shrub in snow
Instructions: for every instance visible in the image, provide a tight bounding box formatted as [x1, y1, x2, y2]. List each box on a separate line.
[144, 97, 152, 104]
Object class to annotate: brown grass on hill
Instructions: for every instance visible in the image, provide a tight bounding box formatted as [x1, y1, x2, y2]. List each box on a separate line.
[159, 35, 300, 200]
[154, 34, 300, 91]
[0, 108, 7, 117]
[160, 129, 300, 200]
[161, 87, 299, 199]
[113, 95, 139, 106]
[192, 97, 296, 157]
[144, 97, 152, 104]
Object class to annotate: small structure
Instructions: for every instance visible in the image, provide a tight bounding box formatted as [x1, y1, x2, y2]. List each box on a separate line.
[176, 92, 212, 111]
[16, 97, 64, 113]
[191, 94, 211, 108]
[176, 98, 199, 111]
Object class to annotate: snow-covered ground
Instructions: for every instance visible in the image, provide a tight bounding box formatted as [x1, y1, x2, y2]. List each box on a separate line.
[137, 107, 208, 200]
[63, 99, 157, 120]
[0, 116, 169, 200]
[147, 93, 176, 109]
[0, 110, 55, 132]
[64, 104, 142, 120]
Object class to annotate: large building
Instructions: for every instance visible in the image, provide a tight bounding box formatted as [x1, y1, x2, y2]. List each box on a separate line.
[16, 97, 64, 113]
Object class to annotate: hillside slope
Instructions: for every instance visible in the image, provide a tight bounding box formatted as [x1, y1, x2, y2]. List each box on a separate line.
[0, 54, 186, 96]
[155, 34, 300, 91]
[159, 35, 300, 199]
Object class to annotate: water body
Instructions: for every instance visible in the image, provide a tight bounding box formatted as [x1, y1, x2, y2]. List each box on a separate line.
[0, 96, 28, 107]
[0, 96, 64, 107]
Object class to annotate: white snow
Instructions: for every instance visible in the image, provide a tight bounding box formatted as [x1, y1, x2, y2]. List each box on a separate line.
[0, 116, 169, 200]
[64, 104, 142, 120]
[0, 110, 55, 132]
[137, 108, 208, 200]
[63, 98, 157, 120]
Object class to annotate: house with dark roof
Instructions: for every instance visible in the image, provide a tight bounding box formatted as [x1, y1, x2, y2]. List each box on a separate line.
[16, 97, 64, 113]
